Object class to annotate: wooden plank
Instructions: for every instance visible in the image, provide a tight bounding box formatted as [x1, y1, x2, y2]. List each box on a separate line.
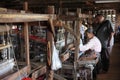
[73, 13, 81, 80]
[58, 14, 92, 21]
[31, 62, 45, 68]
[0, 14, 55, 23]
[62, 23, 77, 40]
[24, 1, 28, 12]
[62, 64, 74, 69]
[3, 66, 30, 80]
[67, 43, 74, 49]
[54, 73, 67, 80]
[24, 22, 30, 73]
[23, 0, 31, 72]
[0, 7, 7, 12]
[17, 62, 26, 66]
[59, 15, 78, 21]
[0, 44, 12, 50]
[78, 57, 99, 66]
[46, 5, 55, 80]
[32, 66, 46, 80]
[60, 52, 70, 62]
[24, 0, 29, 68]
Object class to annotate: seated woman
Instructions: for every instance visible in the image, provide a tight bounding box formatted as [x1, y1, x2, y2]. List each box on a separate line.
[71, 27, 102, 79]
[71, 27, 101, 57]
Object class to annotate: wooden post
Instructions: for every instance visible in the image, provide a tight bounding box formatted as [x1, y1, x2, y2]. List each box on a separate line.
[65, 8, 68, 47]
[46, 6, 55, 80]
[47, 6, 55, 14]
[24, 23, 30, 66]
[24, 1, 30, 73]
[24, 1, 28, 12]
[73, 9, 81, 80]
[65, 21, 68, 47]
[77, 8, 81, 14]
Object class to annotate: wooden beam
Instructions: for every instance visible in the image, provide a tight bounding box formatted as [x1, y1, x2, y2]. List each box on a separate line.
[62, 23, 77, 40]
[24, 22, 30, 71]
[0, 44, 12, 50]
[60, 52, 70, 62]
[78, 60, 98, 66]
[54, 73, 67, 80]
[0, 13, 54, 23]
[3, 66, 30, 80]
[73, 11, 81, 80]
[93, 3, 120, 10]
[62, 64, 74, 69]
[46, 5, 55, 80]
[59, 15, 78, 21]
[53, 21, 77, 39]
[0, 7, 7, 12]
[31, 66, 46, 80]
[23, 1, 31, 74]
[24, 1, 28, 11]
[58, 13, 92, 21]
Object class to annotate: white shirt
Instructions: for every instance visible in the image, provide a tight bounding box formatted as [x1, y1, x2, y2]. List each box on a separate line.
[80, 25, 87, 39]
[80, 25, 85, 35]
[80, 36, 101, 53]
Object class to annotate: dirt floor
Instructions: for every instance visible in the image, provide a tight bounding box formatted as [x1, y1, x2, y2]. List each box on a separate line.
[97, 42, 120, 80]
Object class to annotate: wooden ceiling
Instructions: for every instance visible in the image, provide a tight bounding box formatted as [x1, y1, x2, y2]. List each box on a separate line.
[0, 0, 120, 12]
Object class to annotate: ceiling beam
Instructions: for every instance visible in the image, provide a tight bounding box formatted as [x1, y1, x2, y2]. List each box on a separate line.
[0, 0, 120, 12]
[95, 0, 120, 3]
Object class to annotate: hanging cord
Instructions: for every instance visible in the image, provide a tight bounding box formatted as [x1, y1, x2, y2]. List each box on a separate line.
[6, 24, 22, 80]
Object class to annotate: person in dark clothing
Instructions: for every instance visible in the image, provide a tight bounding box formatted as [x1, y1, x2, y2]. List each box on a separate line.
[94, 14, 114, 72]
[92, 15, 100, 34]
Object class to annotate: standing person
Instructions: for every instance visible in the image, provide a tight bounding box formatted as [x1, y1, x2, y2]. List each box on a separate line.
[95, 14, 114, 72]
[92, 15, 99, 35]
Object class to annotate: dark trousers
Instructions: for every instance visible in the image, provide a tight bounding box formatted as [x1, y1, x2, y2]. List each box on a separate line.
[93, 55, 102, 80]
[96, 56, 102, 74]
[101, 48, 110, 72]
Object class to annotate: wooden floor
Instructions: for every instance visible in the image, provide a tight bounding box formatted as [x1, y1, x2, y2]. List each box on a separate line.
[97, 43, 120, 80]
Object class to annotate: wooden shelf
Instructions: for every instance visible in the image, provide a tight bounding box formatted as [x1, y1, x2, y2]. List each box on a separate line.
[0, 44, 12, 50]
